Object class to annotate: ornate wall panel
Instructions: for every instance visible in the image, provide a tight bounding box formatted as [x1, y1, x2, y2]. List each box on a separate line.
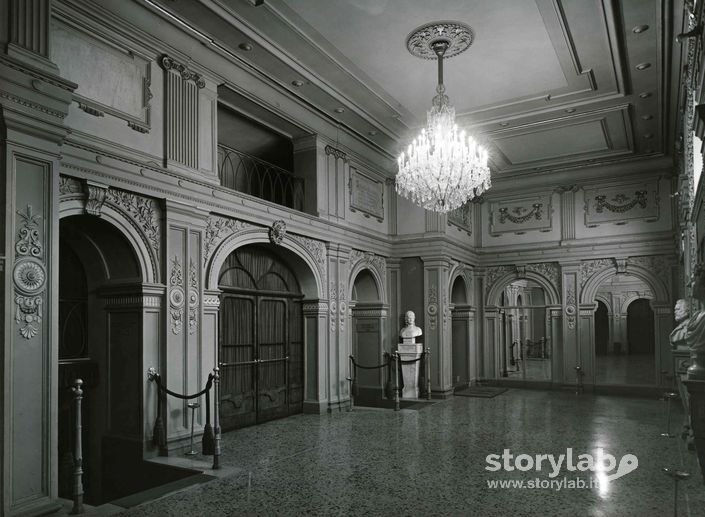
[583, 182, 659, 226]
[489, 194, 552, 235]
[50, 18, 152, 132]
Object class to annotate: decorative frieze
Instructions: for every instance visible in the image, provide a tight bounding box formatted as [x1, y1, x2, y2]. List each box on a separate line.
[490, 195, 552, 235]
[627, 255, 671, 280]
[203, 216, 255, 266]
[349, 249, 387, 288]
[595, 191, 647, 213]
[13, 206, 47, 339]
[579, 258, 614, 288]
[526, 262, 560, 291]
[584, 183, 658, 226]
[169, 256, 184, 335]
[105, 189, 161, 251]
[59, 175, 83, 195]
[485, 265, 512, 294]
[499, 203, 543, 224]
[289, 234, 326, 269]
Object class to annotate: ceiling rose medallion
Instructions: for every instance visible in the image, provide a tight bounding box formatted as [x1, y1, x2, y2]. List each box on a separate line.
[397, 21, 491, 213]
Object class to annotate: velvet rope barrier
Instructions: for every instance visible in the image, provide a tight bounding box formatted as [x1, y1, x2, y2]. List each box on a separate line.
[147, 369, 214, 453]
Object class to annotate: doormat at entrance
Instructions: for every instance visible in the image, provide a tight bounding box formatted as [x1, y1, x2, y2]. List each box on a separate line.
[355, 399, 438, 410]
[454, 387, 508, 398]
[110, 473, 216, 508]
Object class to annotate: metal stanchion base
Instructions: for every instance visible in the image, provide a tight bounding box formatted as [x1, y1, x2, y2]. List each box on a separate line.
[185, 450, 198, 456]
[660, 432, 676, 438]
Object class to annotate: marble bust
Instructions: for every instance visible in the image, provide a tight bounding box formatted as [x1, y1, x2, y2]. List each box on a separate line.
[670, 298, 690, 349]
[400, 310, 422, 342]
[683, 264, 705, 379]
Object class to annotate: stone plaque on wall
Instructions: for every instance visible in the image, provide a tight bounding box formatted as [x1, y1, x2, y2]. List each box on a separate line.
[489, 195, 552, 235]
[584, 182, 659, 226]
[349, 168, 383, 221]
[51, 19, 151, 132]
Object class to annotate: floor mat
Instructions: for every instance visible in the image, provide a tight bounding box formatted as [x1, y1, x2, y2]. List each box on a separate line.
[109, 473, 216, 508]
[354, 398, 438, 410]
[454, 387, 508, 398]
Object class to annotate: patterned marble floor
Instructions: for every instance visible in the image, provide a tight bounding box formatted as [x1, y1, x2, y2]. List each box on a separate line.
[118, 389, 705, 517]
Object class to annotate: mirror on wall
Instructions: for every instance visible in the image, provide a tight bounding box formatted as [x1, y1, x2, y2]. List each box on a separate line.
[498, 279, 550, 382]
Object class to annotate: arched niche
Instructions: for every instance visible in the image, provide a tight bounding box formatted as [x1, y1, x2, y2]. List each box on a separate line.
[350, 268, 387, 402]
[449, 274, 474, 387]
[486, 270, 560, 307]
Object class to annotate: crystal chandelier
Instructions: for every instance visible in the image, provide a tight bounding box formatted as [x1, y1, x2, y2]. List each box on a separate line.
[397, 22, 491, 213]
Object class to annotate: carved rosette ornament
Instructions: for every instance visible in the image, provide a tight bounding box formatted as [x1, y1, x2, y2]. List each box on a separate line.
[188, 259, 199, 335]
[427, 284, 438, 331]
[565, 277, 577, 330]
[13, 206, 46, 339]
[269, 220, 286, 245]
[169, 256, 184, 335]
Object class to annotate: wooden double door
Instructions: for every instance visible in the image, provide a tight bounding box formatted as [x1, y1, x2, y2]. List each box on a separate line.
[218, 245, 305, 430]
[220, 294, 303, 429]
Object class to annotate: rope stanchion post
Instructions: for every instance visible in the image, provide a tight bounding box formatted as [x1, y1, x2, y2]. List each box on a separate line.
[425, 347, 432, 400]
[662, 467, 690, 517]
[202, 374, 214, 455]
[346, 356, 354, 412]
[148, 367, 166, 451]
[394, 352, 400, 411]
[661, 392, 677, 438]
[71, 379, 85, 515]
[212, 366, 221, 469]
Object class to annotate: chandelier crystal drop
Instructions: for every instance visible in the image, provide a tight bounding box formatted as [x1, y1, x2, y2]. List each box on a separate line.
[396, 24, 491, 213]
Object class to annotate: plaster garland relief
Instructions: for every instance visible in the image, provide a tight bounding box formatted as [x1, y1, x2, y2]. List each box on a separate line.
[13, 206, 47, 339]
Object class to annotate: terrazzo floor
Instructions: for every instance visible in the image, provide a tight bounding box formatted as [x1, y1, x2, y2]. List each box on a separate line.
[118, 389, 705, 516]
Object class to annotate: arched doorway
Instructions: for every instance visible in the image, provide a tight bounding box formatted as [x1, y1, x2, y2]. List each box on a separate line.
[593, 275, 657, 386]
[494, 279, 551, 384]
[350, 269, 385, 403]
[217, 244, 304, 429]
[58, 215, 143, 503]
[594, 300, 609, 356]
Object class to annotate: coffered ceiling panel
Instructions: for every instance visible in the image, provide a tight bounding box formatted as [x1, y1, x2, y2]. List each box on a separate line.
[163, 0, 674, 177]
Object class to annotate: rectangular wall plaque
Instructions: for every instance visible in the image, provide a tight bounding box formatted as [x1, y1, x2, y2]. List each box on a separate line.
[350, 168, 384, 221]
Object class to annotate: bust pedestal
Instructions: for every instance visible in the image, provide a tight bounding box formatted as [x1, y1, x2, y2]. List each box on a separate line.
[398, 338, 423, 399]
